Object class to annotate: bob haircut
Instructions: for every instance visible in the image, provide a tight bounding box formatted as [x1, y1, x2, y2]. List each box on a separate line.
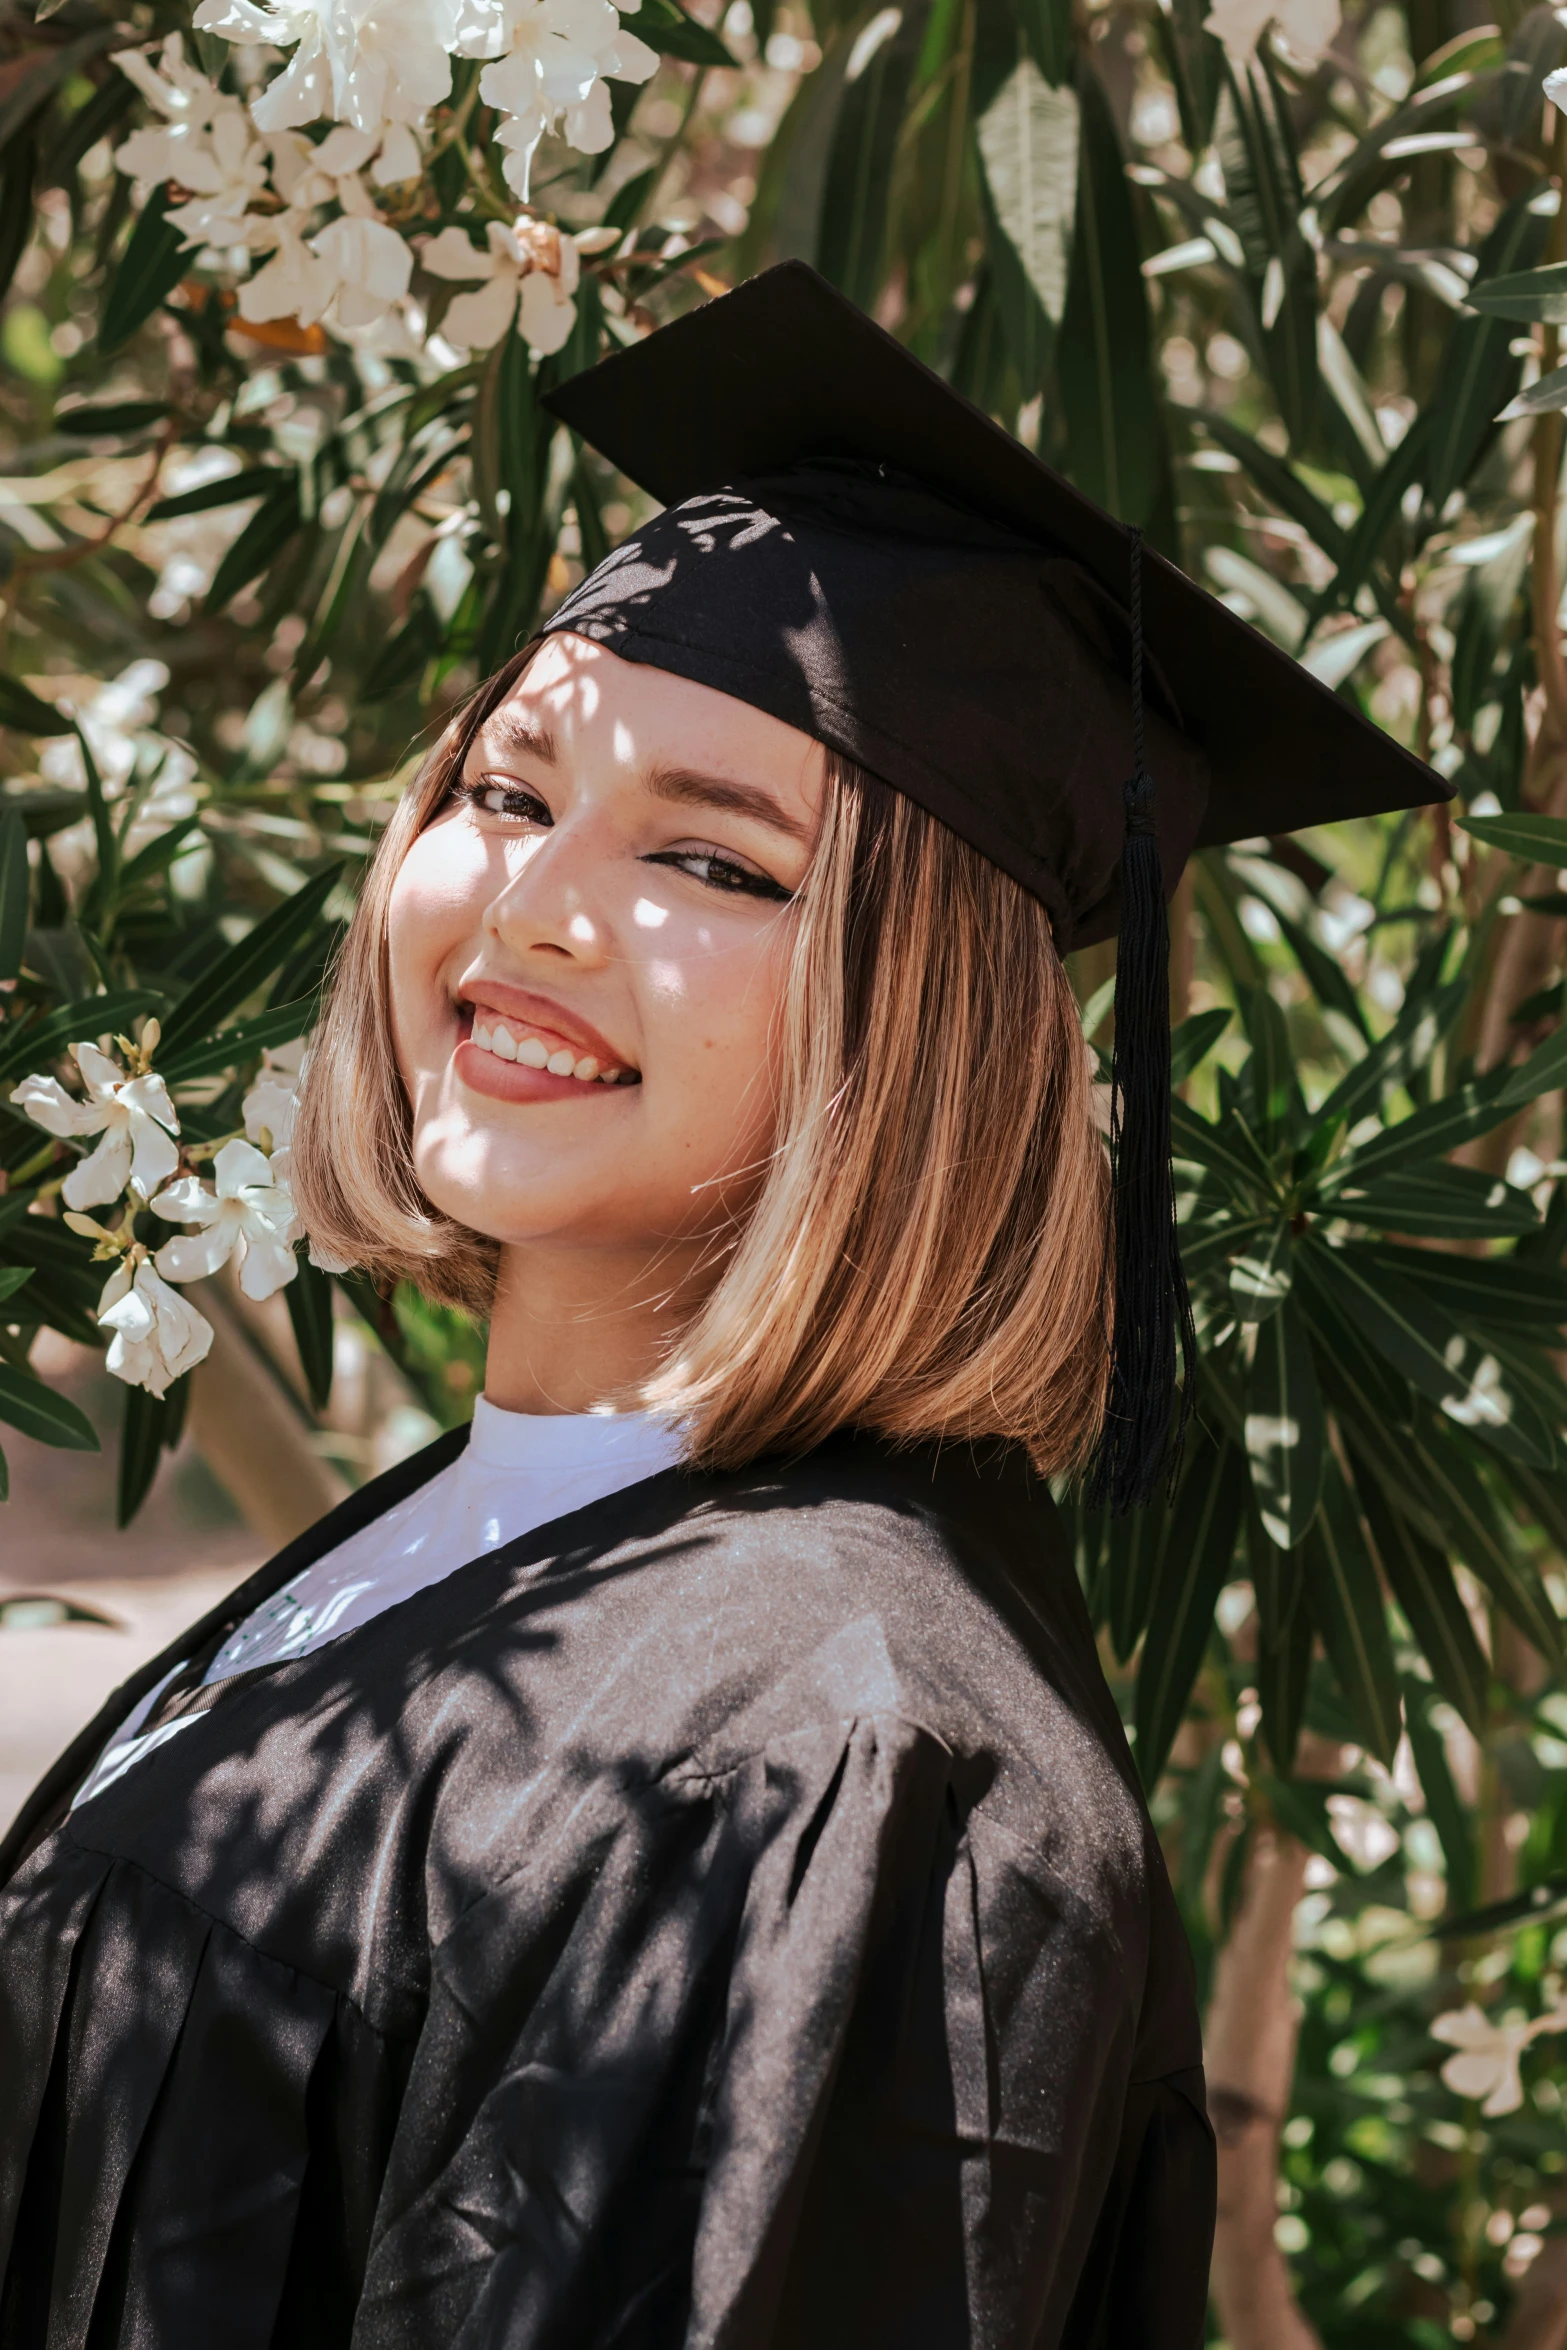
[291, 645, 1111, 1475]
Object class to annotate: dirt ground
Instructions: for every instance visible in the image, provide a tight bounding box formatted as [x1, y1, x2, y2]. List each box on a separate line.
[0, 1336, 261, 1837]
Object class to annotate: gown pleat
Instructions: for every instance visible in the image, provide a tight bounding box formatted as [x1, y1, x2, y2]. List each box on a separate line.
[0, 1429, 1216, 2349]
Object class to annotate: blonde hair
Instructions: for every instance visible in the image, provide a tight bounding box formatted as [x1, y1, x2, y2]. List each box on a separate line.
[291, 647, 1110, 1475]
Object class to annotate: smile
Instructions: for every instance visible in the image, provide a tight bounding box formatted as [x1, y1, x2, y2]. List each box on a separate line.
[469, 1018, 630, 1084]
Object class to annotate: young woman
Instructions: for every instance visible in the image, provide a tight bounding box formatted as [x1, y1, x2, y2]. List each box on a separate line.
[0, 267, 1437, 2349]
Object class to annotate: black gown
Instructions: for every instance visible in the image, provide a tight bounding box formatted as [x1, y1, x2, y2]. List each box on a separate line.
[0, 1426, 1214, 2348]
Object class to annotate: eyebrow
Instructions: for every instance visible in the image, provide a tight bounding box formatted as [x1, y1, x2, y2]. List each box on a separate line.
[644, 762, 813, 842]
[473, 710, 558, 765]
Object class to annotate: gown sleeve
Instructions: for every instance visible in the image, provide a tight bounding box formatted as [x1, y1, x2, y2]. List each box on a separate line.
[354, 1711, 1214, 2350]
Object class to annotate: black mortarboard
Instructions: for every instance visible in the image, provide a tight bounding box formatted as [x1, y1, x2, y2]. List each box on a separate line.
[541, 262, 1447, 1507]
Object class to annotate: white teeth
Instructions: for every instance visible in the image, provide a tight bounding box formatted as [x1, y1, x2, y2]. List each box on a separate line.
[468, 1016, 632, 1085]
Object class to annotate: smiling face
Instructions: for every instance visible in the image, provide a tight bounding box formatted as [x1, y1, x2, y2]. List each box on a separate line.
[386, 631, 824, 1269]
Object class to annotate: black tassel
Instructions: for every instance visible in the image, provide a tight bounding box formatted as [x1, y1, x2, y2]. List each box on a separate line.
[1088, 528, 1196, 1515]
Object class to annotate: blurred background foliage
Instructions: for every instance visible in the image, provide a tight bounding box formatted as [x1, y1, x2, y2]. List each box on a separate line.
[5, 0, 1567, 2331]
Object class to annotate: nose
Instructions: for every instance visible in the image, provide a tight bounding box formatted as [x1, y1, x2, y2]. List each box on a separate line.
[483, 816, 612, 966]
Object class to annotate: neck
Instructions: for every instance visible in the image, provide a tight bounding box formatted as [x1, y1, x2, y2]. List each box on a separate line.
[482, 1238, 709, 1416]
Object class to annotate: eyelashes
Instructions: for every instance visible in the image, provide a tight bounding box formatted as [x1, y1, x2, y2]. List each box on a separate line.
[453, 775, 793, 904]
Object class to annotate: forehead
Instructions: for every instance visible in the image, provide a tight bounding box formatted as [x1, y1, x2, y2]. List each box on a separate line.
[472, 634, 827, 794]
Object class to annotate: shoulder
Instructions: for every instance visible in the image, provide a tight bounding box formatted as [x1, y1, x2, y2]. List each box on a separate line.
[662, 1434, 1150, 1877]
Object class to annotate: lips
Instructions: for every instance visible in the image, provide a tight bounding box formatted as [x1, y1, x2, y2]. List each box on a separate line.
[453, 982, 639, 1100]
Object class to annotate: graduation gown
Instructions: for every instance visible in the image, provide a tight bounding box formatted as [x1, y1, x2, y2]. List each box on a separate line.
[0, 1426, 1214, 2349]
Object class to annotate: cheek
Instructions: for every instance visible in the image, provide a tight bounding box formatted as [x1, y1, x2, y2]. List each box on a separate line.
[387, 831, 487, 1038]
[645, 913, 794, 1147]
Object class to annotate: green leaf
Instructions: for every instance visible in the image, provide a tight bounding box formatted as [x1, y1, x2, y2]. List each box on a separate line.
[1498, 1023, 1567, 1107]
[1170, 1006, 1231, 1086]
[146, 468, 278, 523]
[1214, 57, 1317, 444]
[1250, 1511, 1311, 1773]
[157, 997, 316, 1087]
[1106, 1491, 1166, 1663]
[0, 807, 27, 985]
[0, 673, 73, 737]
[1230, 1221, 1293, 1322]
[0, 986, 165, 1086]
[1333, 1162, 1540, 1240]
[1293, 1241, 1416, 1427]
[157, 868, 342, 1058]
[625, 0, 738, 66]
[976, 55, 1079, 383]
[1323, 1071, 1514, 1193]
[1308, 1242, 1556, 1467]
[1057, 62, 1163, 525]
[99, 184, 191, 355]
[1194, 410, 1348, 566]
[1355, 1464, 1488, 1734]
[0, 125, 37, 311]
[117, 1374, 188, 1528]
[286, 1254, 335, 1412]
[1403, 1680, 1477, 1908]
[206, 475, 303, 615]
[817, 1, 926, 314]
[1245, 1291, 1323, 1548]
[1303, 1459, 1401, 1764]
[1357, 1240, 1567, 1334]
[1170, 1097, 1269, 1198]
[1423, 193, 1546, 512]
[1410, 1429, 1566, 1671]
[55, 400, 168, 438]
[0, 1362, 99, 1452]
[1240, 982, 1293, 1149]
[1458, 809, 1567, 867]
[1468, 260, 1567, 325]
[1134, 1432, 1248, 1787]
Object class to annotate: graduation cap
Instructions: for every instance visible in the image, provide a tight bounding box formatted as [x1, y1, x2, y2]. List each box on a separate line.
[541, 261, 1446, 1510]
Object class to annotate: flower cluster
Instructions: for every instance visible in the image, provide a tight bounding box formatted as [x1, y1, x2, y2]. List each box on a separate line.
[110, 0, 655, 353]
[10, 1031, 338, 1400]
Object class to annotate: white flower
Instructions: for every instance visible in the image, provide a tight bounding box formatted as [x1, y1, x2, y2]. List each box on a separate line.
[1204, 0, 1338, 61]
[1545, 65, 1567, 113]
[1432, 2001, 1567, 2117]
[152, 1138, 300, 1301]
[97, 1256, 214, 1398]
[469, 0, 656, 200]
[115, 37, 271, 252]
[242, 1045, 303, 1167]
[11, 1041, 180, 1211]
[194, 0, 460, 135]
[423, 216, 581, 353]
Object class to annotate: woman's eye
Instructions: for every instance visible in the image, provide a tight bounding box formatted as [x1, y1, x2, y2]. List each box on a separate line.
[460, 776, 551, 825]
[647, 848, 792, 902]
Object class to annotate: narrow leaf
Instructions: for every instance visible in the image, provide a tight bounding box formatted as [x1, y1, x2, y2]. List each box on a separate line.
[1458, 809, 1567, 867]
[0, 674, 73, 737]
[1355, 1462, 1489, 1734]
[0, 1363, 99, 1451]
[1411, 1430, 1566, 1671]
[1057, 61, 1163, 524]
[99, 184, 190, 354]
[157, 867, 342, 1057]
[285, 1254, 335, 1411]
[1357, 1240, 1567, 1334]
[1304, 1458, 1402, 1764]
[157, 998, 316, 1087]
[1134, 1433, 1248, 1785]
[1250, 1510, 1310, 1773]
[1334, 1162, 1540, 1240]
[1246, 1291, 1324, 1547]
[0, 986, 164, 1086]
[977, 58, 1079, 375]
[0, 808, 28, 985]
[1323, 1071, 1514, 1192]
